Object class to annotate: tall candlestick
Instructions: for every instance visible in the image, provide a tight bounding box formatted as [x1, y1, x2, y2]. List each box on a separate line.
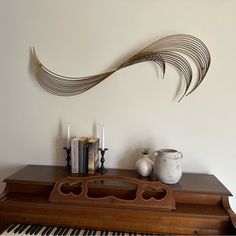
[101, 125, 105, 150]
[67, 123, 70, 149]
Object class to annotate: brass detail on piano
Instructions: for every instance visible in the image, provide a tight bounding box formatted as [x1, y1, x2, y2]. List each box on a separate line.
[49, 175, 175, 211]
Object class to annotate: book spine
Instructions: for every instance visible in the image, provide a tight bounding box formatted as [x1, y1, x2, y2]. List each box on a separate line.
[88, 141, 95, 174]
[78, 137, 88, 174]
[83, 144, 88, 173]
[71, 138, 79, 173]
[79, 140, 83, 173]
[94, 139, 99, 172]
[88, 138, 99, 174]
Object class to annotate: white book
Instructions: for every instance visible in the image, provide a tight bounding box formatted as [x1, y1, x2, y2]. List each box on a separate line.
[71, 137, 79, 173]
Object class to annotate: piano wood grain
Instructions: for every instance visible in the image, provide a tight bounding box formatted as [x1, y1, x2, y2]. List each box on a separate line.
[0, 165, 235, 235]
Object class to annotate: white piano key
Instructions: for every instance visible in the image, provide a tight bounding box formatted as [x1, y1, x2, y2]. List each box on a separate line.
[63, 228, 73, 236]
[1, 224, 154, 236]
[12, 225, 27, 236]
[107, 231, 114, 236]
[3, 224, 21, 236]
[0, 225, 11, 235]
[47, 226, 59, 236]
[40, 226, 51, 236]
[77, 229, 85, 235]
[34, 226, 47, 236]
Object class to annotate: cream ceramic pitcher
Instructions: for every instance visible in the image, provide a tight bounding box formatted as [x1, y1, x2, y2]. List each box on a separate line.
[152, 149, 183, 184]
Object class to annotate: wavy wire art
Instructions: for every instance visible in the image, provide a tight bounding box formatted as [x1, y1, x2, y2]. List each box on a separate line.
[33, 34, 211, 101]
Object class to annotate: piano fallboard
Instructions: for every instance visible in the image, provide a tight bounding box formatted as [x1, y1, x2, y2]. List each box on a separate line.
[0, 165, 235, 235]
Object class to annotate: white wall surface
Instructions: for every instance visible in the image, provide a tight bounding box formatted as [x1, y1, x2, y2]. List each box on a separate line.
[1, 0, 236, 211]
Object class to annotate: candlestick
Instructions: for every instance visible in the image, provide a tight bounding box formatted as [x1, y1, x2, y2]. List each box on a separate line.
[101, 125, 105, 150]
[98, 148, 108, 174]
[63, 147, 71, 171]
[67, 123, 70, 149]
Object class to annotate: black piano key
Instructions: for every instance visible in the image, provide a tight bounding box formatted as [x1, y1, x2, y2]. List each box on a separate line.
[26, 225, 36, 235]
[87, 229, 94, 235]
[46, 226, 54, 236]
[62, 227, 70, 235]
[70, 228, 78, 236]
[6, 223, 18, 233]
[83, 229, 89, 235]
[42, 225, 50, 235]
[53, 226, 62, 236]
[101, 230, 108, 236]
[34, 225, 44, 235]
[14, 224, 24, 233]
[74, 228, 82, 236]
[58, 227, 66, 235]
[19, 224, 29, 234]
[53, 227, 62, 235]
[89, 229, 96, 236]
[30, 225, 40, 235]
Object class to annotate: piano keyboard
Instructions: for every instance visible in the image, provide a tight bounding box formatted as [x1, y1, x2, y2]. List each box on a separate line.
[1, 224, 157, 236]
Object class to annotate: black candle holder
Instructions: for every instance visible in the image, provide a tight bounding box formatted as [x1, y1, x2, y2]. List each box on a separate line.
[63, 147, 71, 171]
[98, 148, 108, 174]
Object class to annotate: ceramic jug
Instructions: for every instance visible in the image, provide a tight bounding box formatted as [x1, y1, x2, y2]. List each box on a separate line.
[152, 149, 183, 184]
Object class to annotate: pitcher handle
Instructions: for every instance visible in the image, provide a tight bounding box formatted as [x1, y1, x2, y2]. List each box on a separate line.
[152, 151, 159, 157]
[177, 152, 183, 159]
[149, 151, 158, 162]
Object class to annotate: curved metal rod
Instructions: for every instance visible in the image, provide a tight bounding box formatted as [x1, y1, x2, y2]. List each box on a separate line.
[33, 34, 211, 101]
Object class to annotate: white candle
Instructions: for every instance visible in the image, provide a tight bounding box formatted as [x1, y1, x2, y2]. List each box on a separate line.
[67, 123, 70, 149]
[101, 125, 105, 150]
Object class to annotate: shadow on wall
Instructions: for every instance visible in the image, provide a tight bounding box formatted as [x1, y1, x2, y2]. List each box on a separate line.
[117, 148, 142, 170]
[53, 121, 67, 166]
[28, 47, 41, 90]
[117, 136, 169, 170]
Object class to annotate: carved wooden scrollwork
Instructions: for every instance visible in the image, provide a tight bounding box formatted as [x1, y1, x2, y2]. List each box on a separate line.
[49, 175, 175, 211]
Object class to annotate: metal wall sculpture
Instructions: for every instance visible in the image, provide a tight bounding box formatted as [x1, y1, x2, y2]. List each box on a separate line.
[33, 34, 211, 101]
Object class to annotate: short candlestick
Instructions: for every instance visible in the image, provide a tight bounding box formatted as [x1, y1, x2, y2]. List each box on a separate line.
[98, 148, 108, 174]
[63, 147, 71, 171]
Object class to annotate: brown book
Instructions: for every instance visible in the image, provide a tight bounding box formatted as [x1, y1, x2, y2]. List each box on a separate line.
[88, 138, 99, 174]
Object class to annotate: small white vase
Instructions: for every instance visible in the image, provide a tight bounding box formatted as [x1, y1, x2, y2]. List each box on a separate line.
[135, 155, 154, 177]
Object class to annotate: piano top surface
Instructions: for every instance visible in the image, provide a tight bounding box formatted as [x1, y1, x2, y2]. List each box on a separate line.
[3, 165, 232, 196]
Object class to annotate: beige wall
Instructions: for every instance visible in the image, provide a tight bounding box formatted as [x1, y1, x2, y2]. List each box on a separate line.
[1, 0, 236, 211]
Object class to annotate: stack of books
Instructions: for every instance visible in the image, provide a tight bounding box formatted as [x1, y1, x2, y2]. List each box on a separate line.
[70, 137, 99, 174]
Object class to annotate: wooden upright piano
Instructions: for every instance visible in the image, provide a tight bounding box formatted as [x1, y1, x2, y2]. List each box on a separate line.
[0, 165, 235, 235]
